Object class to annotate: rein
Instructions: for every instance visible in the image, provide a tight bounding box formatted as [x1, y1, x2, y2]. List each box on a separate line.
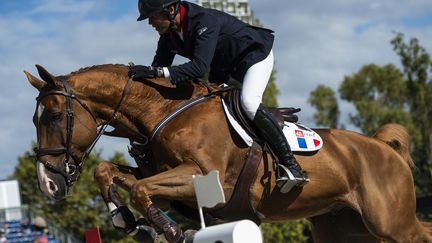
[34, 77, 132, 186]
[149, 85, 232, 142]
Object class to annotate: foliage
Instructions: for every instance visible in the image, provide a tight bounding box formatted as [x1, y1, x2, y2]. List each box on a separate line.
[308, 33, 432, 196]
[339, 63, 414, 135]
[262, 69, 280, 107]
[261, 220, 310, 243]
[391, 33, 432, 192]
[308, 85, 340, 128]
[11, 148, 136, 242]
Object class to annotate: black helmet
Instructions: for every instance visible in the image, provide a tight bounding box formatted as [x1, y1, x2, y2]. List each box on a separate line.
[137, 0, 180, 21]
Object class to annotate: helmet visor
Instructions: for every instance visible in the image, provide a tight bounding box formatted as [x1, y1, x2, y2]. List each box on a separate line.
[137, 0, 163, 21]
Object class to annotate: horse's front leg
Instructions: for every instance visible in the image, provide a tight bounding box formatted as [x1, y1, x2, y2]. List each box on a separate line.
[130, 161, 202, 243]
[94, 161, 156, 242]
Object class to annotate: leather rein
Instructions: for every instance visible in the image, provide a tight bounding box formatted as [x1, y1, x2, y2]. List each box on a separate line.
[34, 77, 132, 186]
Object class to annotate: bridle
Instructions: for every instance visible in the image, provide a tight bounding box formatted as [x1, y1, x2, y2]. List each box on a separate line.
[34, 76, 132, 186]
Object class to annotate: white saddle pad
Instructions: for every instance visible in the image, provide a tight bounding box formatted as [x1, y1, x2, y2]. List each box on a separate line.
[282, 122, 323, 152]
[222, 100, 323, 152]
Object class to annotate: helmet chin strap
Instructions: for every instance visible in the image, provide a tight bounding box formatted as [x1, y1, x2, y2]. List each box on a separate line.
[164, 3, 180, 32]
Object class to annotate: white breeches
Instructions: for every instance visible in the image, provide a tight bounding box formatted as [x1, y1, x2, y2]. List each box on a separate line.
[240, 50, 274, 120]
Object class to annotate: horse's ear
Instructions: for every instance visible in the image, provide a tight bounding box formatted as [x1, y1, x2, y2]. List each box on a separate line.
[24, 70, 46, 91]
[35, 64, 58, 87]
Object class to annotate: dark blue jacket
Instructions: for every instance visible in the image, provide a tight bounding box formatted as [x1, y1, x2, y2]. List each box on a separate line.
[151, 1, 274, 84]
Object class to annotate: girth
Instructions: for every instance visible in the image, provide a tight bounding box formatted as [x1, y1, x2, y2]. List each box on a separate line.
[210, 142, 263, 224]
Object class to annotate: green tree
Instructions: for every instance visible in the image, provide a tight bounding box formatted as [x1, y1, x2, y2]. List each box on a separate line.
[339, 63, 414, 135]
[308, 84, 340, 128]
[391, 33, 432, 191]
[11, 148, 136, 242]
[261, 220, 310, 243]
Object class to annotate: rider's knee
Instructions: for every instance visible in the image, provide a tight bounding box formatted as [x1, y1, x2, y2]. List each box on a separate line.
[240, 96, 260, 120]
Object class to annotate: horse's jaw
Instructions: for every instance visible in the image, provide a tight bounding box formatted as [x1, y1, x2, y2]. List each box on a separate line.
[36, 161, 68, 200]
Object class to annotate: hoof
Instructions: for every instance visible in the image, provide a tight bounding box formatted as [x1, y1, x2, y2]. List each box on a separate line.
[184, 229, 197, 243]
[163, 224, 184, 243]
[130, 218, 157, 243]
[148, 206, 184, 243]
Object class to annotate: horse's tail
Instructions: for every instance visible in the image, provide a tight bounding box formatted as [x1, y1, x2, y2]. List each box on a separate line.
[373, 123, 414, 169]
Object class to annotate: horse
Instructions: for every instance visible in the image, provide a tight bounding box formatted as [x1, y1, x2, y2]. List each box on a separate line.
[25, 64, 432, 242]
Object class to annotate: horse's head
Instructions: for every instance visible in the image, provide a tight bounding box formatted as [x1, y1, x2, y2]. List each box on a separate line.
[24, 65, 98, 200]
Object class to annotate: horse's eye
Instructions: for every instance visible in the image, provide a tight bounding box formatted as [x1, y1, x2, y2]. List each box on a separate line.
[51, 112, 62, 121]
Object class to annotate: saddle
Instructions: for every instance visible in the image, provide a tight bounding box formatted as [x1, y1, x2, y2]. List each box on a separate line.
[223, 88, 301, 139]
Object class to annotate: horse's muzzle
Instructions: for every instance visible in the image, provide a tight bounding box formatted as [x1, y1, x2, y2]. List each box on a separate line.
[36, 161, 68, 200]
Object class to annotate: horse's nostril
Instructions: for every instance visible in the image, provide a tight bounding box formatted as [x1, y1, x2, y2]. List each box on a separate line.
[48, 181, 57, 192]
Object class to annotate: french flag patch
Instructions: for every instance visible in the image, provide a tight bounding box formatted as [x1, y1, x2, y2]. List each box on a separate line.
[282, 122, 323, 152]
[295, 130, 308, 149]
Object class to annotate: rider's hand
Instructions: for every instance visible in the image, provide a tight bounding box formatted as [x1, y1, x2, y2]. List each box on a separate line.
[128, 65, 159, 79]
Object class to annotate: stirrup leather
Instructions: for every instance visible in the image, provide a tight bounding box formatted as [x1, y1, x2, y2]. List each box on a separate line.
[276, 164, 310, 193]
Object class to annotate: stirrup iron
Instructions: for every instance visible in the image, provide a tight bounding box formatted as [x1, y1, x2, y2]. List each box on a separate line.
[276, 164, 309, 193]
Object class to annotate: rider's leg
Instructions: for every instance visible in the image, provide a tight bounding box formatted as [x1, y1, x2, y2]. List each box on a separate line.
[240, 50, 309, 193]
[253, 104, 309, 191]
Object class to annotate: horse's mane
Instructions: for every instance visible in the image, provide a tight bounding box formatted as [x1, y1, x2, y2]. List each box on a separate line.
[69, 64, 127, 76]
[66, 64, 212, 108]
[68, 64, 212, 94]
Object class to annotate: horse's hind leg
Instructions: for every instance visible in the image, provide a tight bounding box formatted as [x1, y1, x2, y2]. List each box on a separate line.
[309, 208, 382, 243]
[353, 166, 432, 242]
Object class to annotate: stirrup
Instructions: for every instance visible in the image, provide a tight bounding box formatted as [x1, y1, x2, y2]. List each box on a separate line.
[276, 164, 309, 193]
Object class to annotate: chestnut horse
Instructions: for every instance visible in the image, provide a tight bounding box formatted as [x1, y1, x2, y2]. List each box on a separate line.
[25, 64, 432, 242]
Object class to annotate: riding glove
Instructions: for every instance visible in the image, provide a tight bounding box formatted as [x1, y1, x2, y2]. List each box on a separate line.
[128, 65, 164, 79]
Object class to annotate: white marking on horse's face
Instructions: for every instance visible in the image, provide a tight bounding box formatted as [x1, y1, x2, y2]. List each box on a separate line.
[37, 103, 45, 120]
[36, 161, 58, 199]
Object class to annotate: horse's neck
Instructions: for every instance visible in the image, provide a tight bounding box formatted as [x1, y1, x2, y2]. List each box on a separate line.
[70, 69, 207, 138]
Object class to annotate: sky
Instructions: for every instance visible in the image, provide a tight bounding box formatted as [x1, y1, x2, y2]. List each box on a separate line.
[0, 0, 431, 179]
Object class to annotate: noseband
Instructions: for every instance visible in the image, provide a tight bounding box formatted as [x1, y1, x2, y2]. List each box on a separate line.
[34, 77, 131, 186]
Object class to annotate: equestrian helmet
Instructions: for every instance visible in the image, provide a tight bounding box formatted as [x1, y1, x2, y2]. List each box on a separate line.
[137, 0, 180, 21]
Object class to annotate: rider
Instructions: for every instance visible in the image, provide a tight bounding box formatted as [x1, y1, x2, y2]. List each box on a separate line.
[128, 0, 309, 191]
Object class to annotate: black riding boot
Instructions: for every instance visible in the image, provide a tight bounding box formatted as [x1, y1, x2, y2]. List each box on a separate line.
[253, 104, 309, 193]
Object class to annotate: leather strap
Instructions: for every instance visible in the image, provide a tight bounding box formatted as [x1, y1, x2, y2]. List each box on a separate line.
[211, 142, 262, 225]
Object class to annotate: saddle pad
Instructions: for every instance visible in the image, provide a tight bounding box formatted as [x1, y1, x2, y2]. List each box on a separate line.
[282, 122, 323, 152]
[222, 99, 254, 146]
[222, 100, 323, 152]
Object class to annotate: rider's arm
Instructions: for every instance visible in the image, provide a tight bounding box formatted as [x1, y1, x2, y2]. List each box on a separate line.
[152, 36, 176, 68]
[167, 14, 220, 84]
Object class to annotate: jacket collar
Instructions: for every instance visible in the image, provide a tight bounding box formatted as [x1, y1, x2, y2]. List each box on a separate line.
[179, 3, 188, 33]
